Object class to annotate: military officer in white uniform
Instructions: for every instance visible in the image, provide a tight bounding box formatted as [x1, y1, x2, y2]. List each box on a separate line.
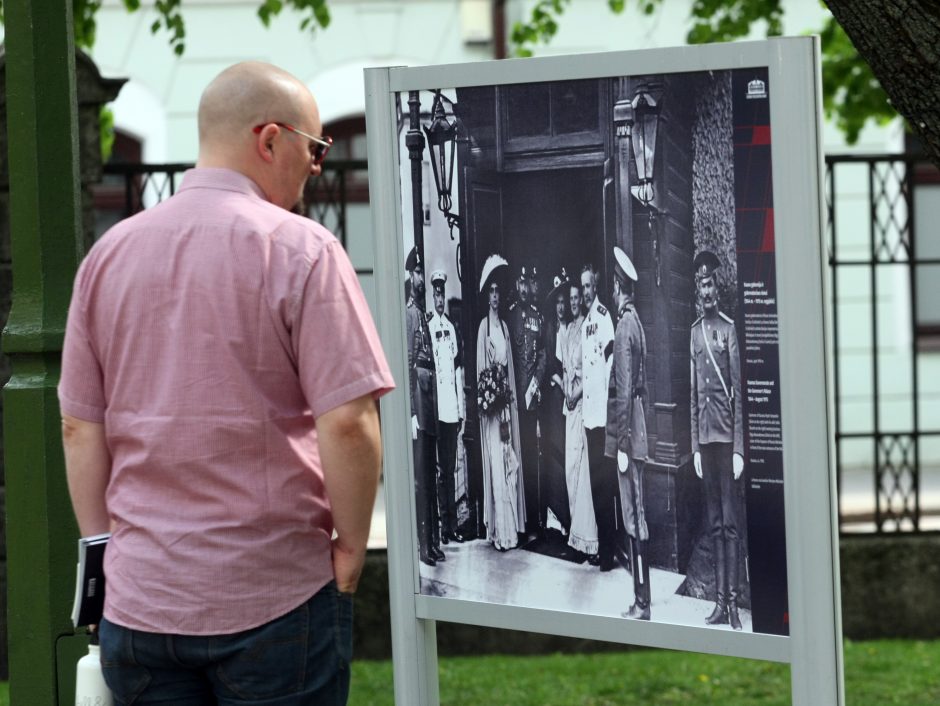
[690, 250, 745, 630]
[580, 263, 617, 570]
[428, 269, 466, 545]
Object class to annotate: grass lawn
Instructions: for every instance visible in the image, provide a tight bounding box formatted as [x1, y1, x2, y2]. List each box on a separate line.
[348, 639, 940, 706]
[3, 639, 935, 705]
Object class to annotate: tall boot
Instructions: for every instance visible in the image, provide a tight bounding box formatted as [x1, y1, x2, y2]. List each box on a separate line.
[429, 492, 445, 562]
[622, 537, 638, 618]
[705, 538, 728, 625]
[626, 538, 651, 620]
[418, 518, 435, 566]
[415, 463, 435, 566]
[727, 539, 742, 630]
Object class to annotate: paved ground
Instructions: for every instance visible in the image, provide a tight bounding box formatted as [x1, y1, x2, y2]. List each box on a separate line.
[417, 535, 754, 633]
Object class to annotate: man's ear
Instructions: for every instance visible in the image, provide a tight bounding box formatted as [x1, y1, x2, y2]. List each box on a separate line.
[255, 124, 278, 164]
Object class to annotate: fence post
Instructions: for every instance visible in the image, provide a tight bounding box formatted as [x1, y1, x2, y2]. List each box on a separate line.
[2, 1, 83, 704]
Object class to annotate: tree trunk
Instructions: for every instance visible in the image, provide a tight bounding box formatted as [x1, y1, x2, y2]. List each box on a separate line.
[824, 0, 940, 166]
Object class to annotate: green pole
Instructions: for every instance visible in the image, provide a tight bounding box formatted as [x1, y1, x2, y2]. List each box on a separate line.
[3, 0, 82, 703]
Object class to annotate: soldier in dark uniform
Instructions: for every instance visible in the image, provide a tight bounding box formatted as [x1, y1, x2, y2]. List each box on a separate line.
[690, 250, 744, 630]
[541, 270, 572, 535]
[605, 247, 650, 620]
[406, 246, 443, 567]
[428, 269, 465, 545]
[508, 264, 546, 538]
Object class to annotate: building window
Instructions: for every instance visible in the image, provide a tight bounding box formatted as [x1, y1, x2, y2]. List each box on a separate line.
[322, 115, 369, 203]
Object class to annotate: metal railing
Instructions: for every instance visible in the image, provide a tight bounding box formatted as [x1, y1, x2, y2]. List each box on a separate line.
[99, 156, 940, 534]
[826, 154, 940, 534]
[98, 160, 370, 255]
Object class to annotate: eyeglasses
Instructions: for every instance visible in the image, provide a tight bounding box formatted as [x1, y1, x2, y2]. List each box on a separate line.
[252, 122, 333, 165]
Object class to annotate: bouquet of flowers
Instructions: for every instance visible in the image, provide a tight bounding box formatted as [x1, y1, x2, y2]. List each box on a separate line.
[477, 362, 513, 419]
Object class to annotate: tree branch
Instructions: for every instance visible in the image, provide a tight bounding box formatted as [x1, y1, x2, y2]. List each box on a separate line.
[824, 0, 940, 165]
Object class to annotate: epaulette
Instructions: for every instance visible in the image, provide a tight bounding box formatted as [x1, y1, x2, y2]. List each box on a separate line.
[509, 301, 519, 311]
[692, 315, 703, 328]
[719, 311, 734, 324]
[425, 311, 434, 322]
[597, 303, 607, 316]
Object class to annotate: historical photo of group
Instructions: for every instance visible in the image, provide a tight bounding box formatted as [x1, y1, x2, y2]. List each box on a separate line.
[396, 67, 789, 636]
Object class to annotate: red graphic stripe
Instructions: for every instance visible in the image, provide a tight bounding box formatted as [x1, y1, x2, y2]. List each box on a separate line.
[762, 208, 775, 252]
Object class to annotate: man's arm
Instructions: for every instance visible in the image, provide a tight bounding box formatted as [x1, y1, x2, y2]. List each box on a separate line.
[317, 393, 383, 594]
[62, 414, 112, 537]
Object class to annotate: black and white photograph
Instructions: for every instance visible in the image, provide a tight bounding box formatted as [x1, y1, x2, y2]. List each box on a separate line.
[396, 68, 788, 636]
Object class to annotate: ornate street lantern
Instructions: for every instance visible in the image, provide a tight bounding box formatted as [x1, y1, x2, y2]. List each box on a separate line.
[423, 91, 459, 229]
[630, 82, 663, 206]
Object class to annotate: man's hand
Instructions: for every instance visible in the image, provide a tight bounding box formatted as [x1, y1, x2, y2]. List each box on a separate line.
[332, 537, 367, 594]
[411, 414, 419, 441]
[733, 453, 745, 480]
[617, 450, 628, 473]
[693, 451, 703, 479]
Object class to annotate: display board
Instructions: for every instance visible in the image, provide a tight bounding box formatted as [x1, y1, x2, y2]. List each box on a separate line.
[365, 37, 842, 706]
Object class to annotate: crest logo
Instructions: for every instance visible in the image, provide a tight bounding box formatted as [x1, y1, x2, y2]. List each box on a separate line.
[747, 78, 767, 100]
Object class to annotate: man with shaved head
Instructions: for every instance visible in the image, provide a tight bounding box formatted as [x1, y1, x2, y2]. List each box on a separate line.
[59, 62, 394, 703]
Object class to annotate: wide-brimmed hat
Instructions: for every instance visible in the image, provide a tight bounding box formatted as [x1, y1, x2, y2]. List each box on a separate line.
[479, 254, 509, 293]
[545, 268, 571, 307]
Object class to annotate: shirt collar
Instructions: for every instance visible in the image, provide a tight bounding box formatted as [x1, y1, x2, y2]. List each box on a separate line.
[178, 168, 269, 201]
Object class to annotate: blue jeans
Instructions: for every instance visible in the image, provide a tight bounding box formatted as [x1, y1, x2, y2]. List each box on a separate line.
[99, 581, 353, 705]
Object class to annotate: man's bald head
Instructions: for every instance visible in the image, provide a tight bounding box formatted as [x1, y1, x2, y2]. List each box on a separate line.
[198, 62, 314, 147]
[196, 62, 324, 209]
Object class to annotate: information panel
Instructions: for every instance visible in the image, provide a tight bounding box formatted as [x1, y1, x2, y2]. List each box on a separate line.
[366, 37, 842, 706]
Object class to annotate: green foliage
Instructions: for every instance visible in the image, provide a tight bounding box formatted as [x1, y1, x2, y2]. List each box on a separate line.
[510, 0, 642, 58]
[687, 0, 784, 44]
[818, 14, 895, 144]
[148, 0, 186, 56]
[74, 0, 104, 49]
[259, 0, 331, 31]
[100, 106, 116, 162]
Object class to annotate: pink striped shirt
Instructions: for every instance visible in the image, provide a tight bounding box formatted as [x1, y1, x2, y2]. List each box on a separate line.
[59, 168, 394, 634]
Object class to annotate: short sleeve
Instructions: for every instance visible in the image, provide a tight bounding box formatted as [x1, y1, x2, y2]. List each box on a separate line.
[58, 261, 107, 422]
[293, 240, 395, 418]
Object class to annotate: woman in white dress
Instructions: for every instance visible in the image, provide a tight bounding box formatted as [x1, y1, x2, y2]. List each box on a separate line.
[559, 282, 598, 557]
[476, 255, 525, 551]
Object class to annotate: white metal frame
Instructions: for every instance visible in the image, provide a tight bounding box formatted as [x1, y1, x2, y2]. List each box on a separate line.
[364, 36, 842, 706]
